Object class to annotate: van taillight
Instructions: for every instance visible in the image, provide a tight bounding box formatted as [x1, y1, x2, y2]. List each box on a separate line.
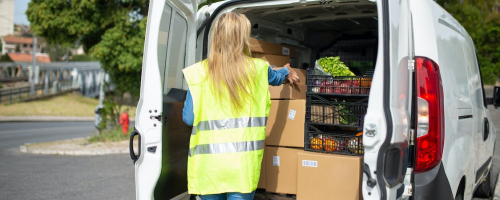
[415, 57, 444, 173]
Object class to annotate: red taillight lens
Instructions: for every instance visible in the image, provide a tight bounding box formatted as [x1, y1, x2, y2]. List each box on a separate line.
[415, 57, 445, 173]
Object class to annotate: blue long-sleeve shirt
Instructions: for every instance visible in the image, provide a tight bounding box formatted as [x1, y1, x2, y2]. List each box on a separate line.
[182, 66, 289, 126]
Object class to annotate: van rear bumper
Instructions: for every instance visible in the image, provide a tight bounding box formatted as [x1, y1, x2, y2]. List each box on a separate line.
[414, 162, 454, 200]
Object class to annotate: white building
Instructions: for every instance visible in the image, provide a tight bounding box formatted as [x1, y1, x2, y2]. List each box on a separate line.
[0, 0, 15, 38]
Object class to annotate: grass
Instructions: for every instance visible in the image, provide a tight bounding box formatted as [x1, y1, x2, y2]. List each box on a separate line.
[0, 93, 136, 117]
[88, 128, 131, 143]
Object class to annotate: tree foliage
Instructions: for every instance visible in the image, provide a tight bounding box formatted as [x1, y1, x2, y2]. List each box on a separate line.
[437, 0, 500, 84]
[26, 0, 149, 96]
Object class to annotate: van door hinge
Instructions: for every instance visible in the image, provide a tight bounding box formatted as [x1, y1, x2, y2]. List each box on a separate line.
[408, 59, 415, 71]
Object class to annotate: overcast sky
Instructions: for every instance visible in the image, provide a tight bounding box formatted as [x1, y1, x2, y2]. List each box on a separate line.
[14, 0, 30, 25]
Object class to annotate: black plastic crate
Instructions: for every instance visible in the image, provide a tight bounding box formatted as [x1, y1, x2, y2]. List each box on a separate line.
[304, 124, 364, 156]
[306, 94, 367, 129]
[307, 69, 372, 96]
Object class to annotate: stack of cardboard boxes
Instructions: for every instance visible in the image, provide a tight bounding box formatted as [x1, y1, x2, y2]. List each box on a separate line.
[251, 38, 363, 200]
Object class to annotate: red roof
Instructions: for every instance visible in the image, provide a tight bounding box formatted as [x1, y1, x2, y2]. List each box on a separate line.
[7, 53, 51, 63]
[3, 35, 34, 44]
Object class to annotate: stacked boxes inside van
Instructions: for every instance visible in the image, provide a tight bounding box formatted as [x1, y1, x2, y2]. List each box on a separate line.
[250, 38, 306, 195]
[251, 37, 375, 200]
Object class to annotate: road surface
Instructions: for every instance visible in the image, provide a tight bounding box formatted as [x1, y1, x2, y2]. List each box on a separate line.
[0, 121, 136, 200]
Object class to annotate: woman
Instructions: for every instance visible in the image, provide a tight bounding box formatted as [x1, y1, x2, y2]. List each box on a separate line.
[182, 12, 299, 200]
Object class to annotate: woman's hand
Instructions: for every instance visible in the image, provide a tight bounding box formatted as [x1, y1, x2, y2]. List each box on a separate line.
[285, 63, 300, 84]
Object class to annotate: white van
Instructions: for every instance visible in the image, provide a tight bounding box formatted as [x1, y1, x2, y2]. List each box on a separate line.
[130, 0, 498, 199]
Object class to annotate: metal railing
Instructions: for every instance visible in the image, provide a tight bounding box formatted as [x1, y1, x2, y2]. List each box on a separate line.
[0, 62, 105, 104]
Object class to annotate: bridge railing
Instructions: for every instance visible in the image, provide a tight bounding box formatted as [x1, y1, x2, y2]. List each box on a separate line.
[0, 62, 104, 103]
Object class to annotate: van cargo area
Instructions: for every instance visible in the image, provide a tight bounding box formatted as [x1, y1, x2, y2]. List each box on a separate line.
[232, 1, 379, 199]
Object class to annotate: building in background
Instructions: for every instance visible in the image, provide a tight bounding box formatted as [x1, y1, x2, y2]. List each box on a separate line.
[0, 0, 15, 37]
[7, 52, 51, 63]
[1, 35, 42, 54]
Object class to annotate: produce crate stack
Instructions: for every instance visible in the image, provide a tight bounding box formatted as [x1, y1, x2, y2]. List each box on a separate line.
[304, 68, 372, 156]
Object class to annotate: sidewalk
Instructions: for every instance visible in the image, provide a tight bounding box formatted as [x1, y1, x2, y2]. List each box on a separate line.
[20, 137, 134, 156]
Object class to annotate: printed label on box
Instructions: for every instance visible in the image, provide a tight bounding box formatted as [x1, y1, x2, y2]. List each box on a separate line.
[273, 156, 280, 166]
[282, 47, 290, 56]
[302, 160, 318, 167]
[288, 109, 296, 120]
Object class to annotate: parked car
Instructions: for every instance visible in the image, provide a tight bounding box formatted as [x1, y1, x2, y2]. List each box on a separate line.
[130, 0, 498, 199]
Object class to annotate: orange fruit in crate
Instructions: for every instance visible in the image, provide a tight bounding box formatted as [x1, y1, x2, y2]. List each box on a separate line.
[324, 138, 338, 152]
[360, 77, 372, 87]
[311, 137, 323, 150]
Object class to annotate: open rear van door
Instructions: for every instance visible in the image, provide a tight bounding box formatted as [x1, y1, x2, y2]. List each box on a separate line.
[132, 0, 200, 199]
[363, 0, 412, 199]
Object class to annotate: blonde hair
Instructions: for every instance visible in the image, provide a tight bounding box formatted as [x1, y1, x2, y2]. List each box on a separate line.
[207, 12, 255, 113]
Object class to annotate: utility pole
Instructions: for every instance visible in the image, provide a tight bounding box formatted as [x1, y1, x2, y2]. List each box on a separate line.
[30, 36, 37, 97]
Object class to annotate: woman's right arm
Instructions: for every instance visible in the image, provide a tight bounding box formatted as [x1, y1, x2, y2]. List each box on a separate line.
[268, 67, 289, 86]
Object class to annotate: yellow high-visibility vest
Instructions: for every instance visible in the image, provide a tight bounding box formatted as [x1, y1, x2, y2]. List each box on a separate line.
[182, 58, 271, 195]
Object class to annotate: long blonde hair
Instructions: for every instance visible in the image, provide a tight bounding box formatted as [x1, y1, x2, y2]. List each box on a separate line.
[207, 12, 255, 113]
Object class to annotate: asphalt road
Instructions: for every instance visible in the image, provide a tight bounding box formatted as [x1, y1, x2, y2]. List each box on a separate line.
[0, 122, 136, 200]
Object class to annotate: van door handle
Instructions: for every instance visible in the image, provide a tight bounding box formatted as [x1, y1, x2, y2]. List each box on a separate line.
[129, 128, 141, 164]
[484, 118, 489, 141]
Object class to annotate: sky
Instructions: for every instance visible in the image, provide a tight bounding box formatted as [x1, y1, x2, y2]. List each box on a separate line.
[14, 0, 30, 25]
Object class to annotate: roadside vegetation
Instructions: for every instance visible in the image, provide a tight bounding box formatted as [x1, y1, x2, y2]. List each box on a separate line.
[88, 128, 131, 143]
[0, 93, 136, 117]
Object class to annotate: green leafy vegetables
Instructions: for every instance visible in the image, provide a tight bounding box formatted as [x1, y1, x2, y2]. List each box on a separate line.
[318, 56, 355, 77]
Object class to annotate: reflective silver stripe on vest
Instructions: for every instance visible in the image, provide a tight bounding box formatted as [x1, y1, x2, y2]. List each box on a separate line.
[194, 117, 268, 134]
[189, 140, 264, 157]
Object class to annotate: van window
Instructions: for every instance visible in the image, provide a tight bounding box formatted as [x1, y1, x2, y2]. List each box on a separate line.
[462, 37, 486, 108]
[163, 13, 188, 94]
[157, 4, 188, 95]
[475, 54, 488, 108]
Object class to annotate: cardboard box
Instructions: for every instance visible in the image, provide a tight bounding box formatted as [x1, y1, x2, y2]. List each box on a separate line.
[269, 84, 307, 100]
[297, 151, 363, 200]
[253, 53, 290, 68]
[272, 67, 306, 85]
[266, 100, 305, 147]
[265, 146, 303, 194]
[250, 38, 296, 58]
[258, 153, 266, 189]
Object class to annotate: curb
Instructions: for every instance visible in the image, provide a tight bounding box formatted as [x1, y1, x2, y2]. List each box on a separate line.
[19, 144, 129, 156]
[19, 138, 131, 156]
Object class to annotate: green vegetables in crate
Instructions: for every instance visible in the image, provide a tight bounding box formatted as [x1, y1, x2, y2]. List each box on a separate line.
[318, 56, 355, 77]
[337, 100, 359, 125]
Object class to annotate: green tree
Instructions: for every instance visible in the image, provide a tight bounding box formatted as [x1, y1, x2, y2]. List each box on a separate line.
[27, 0, 149, 128]
[0, 54, 13, 62]
[26, 0, 149, 97]
[437, 0, 500, 84]
[15, 44, 20, 53]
